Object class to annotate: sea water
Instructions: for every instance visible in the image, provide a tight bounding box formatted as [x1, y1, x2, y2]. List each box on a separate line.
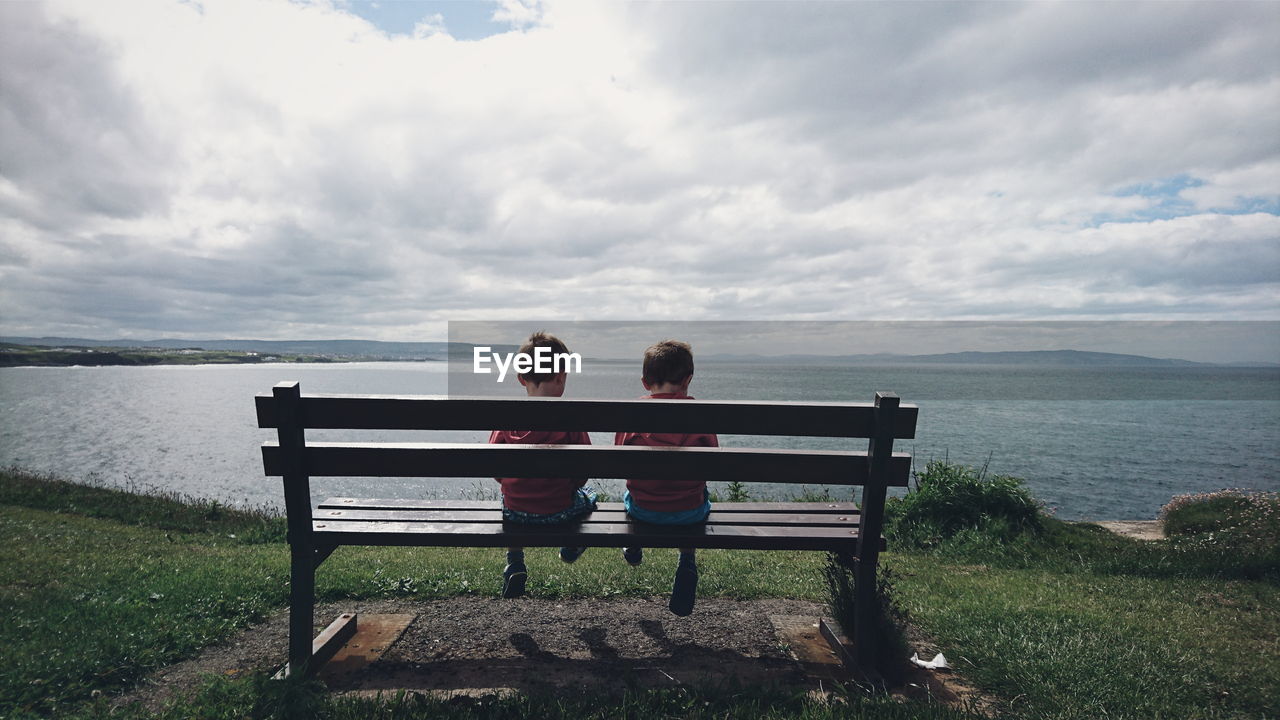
[0, 361, 1276, 519]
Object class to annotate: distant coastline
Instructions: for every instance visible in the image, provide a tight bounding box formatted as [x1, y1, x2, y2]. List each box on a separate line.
[2, 336, 1276, 368]
[0, 342, 364, 367]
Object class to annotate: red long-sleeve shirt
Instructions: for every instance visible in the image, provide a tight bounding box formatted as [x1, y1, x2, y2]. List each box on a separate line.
[489, 429, 591, 514]
[614, 393, 719, 512]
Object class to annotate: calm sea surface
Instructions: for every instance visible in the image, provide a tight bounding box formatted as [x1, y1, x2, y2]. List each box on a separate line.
[1, 361, 1276, 520]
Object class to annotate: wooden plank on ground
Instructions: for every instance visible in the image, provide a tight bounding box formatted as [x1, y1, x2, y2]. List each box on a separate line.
[318, 614, 415, 684]
[274, 612, 358, 679]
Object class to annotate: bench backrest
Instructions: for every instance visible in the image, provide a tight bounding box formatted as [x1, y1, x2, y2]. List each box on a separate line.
[257, 382, 916, 555]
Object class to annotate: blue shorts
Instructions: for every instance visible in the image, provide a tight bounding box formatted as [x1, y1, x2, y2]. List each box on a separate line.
[502, 487, 598, 525]
[623, 489, 711, 525]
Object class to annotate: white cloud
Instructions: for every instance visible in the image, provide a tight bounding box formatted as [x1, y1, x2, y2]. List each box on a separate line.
[1182, 161, 1280, 211]
[491, 0, 547, 30]
[412, 13, 447, 39]
[0, 0, 1276, 343]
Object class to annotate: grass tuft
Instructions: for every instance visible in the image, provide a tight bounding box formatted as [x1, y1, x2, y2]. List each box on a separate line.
[250, 672, 328, 720]
[823, 556, 911, 684]
[887, 460, 1043, 549]
[0, 466, 286, 543]
[1157, 489, 1280, 581]
[1160, 488, 1280, 540]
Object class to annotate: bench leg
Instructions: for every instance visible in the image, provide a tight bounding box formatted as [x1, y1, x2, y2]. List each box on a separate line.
[288, 542, 316, 677]
[853, 555, 879, 669]
[831, 551, 878, 668]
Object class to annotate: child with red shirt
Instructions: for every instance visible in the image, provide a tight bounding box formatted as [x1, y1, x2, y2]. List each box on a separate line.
[491, 332, 596, 598]
[615, 339, 717, 616]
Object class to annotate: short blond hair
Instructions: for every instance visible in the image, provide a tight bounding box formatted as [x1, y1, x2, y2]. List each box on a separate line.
[642, 339, 694, 386]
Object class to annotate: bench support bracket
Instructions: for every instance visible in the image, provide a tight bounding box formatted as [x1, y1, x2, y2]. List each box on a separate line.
[313, 543, 338, 570]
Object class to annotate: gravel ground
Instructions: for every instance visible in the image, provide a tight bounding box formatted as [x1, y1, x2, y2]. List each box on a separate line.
[117, 596, 833, 710]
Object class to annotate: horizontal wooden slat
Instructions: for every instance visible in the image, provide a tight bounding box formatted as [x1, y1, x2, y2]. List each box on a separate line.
[310, 520, 877, 551]
[319, 498, 503, 511]
[312, 508, 861, 527]
[263, 442, 912, 486]
[317, 498, 859, 514]
[256, 394, 918, 439]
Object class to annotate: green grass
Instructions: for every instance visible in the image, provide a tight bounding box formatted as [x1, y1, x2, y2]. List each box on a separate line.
[890, 554, 1278, 719]
[883, 513, 1280, 583]
[73, 675, 982, 720]
[2, 466, 1278, 719]
[878, 470, 1280, 719]
[0, 507, 289, 715]
[0, 466, 286, 542]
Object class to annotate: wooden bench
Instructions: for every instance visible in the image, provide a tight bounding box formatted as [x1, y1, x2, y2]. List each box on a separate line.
[257, 381, 918, 676]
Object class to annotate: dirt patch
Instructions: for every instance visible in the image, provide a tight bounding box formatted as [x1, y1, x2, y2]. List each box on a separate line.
[338, 596, 823, 696]
[117, 596, 993, 713]
[895, 623, 997, 716]
[1094, 520, 1165, 541]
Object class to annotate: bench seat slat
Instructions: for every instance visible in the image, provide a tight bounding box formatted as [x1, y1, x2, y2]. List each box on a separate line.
[317, 498, 858, 514]
[312, 509, 861, 527]
[263, 442, 912, 486]
[312, 520, 877, 551]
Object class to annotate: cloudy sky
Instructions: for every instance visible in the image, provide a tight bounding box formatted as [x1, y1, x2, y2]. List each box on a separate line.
[1, 0, 1277, 359]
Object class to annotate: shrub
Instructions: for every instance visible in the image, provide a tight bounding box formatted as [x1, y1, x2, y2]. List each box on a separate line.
[1158, 489, 1280, 577]
[250, 672, 327, 720]
[888, 460, 1042, 548]
[1160, 489, 1279, 538]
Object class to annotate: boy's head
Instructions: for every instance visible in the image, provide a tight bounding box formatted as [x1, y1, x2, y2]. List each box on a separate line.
[642, 339, 694, 393]
[517, 331, 568, 397]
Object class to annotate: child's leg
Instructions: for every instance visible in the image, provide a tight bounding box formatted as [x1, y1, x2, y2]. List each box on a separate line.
[558, 487, 597, 564]
[670, 547, 698, 616]
[559, 546, 587, 563]
[502, 547, 526, 599]
[621, 489, 644, 565]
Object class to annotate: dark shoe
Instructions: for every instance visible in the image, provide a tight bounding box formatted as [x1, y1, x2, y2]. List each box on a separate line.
[669, 563, 698, 616]
[623, 547, 643, 566]
[559, 547, 586, 563]
[502, 563, 527, 598]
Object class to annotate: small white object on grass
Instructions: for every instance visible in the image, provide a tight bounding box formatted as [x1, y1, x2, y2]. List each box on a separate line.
[910, 652, 951, 670]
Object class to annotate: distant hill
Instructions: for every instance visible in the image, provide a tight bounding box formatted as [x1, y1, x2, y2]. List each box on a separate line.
[890, 350, 1207, 366]
[705, 349, 1218, 366]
